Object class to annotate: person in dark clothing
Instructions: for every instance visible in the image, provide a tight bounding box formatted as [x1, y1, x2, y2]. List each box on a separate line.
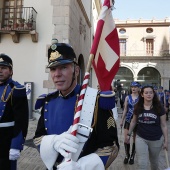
[33, 41, 119, 170]
[120, 90, 127, 109]
[164, 90, 170, 121]
[0, 54, 29, 170]
[120, 82, 140, 165]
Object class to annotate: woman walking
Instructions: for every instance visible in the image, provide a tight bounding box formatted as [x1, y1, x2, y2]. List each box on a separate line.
[126, 85, 168, 170]
[120, 81, 140, 164]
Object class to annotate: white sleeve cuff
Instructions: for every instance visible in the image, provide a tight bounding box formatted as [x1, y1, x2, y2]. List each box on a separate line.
[77, 153, 105, 170]
[40, 135, 59, 170]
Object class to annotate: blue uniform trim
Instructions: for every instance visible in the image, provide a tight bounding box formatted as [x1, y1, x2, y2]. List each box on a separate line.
[35, 94, 47, 110]
[99, 91, 115, 110]
[11, 131, 24, 150]
[125, 95, 139, 122]
[100, 156, 109, 165]
[0, 98, 6, 119]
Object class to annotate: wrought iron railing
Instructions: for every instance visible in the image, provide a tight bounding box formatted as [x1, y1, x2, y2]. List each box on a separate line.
[120, 50, 170, 57]
[0, 7, 37, 31]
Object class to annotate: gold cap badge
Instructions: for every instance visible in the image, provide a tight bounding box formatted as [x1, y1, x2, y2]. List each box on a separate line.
[49, 51, 62, 62]
[0, 58, 4, 62]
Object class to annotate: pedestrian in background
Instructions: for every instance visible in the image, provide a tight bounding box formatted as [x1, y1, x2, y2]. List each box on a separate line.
[0, 54, 29, 170]
[164, 90, 170, 121]
[126, 85, 168, 170]
[153, 86, 159, 96]
[120, 81, 140, 165]
[120, 90, 127, 110]
[158, 86, 164, 106]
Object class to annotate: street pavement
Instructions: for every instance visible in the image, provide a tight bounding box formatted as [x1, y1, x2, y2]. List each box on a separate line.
[18, 108, 170, 170]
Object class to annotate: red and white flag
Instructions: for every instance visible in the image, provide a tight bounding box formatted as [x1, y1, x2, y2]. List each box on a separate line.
[91, 0, 120, 91]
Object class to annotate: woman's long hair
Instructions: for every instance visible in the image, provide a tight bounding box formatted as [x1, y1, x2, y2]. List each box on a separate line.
[133, 85, 162, 116]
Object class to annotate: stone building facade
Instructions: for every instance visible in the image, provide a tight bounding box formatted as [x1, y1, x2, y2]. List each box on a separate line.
[44, 0, 102, 93]
[114, 18, 170, 90]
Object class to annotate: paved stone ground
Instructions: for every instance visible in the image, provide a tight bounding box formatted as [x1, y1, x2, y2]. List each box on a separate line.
[18, 108, 170, 170]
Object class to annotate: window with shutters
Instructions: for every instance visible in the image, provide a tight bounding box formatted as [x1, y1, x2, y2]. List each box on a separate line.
[146, 39, 154, 56]
[120, 39, 126, 56]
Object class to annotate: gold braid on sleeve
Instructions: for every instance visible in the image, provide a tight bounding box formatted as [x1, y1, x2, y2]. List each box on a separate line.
[1, 84, 15, 102]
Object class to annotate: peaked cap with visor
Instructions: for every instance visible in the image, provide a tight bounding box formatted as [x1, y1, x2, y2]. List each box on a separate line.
[0, 54, 13, 68]
[47, 39, 77, 68]
[130, 81, 140, 87]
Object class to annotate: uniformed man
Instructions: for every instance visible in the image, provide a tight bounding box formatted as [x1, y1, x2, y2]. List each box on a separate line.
[33, 41, 119, 170]
[0, 54, 29, 170]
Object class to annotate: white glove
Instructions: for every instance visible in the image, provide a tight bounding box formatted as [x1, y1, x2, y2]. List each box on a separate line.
[9, 149, 20, 160]
[77, 153, 105, 170]
[53, 132, 79, 158]
[57, 160, 80, 170]
[58, 153, 105, 170]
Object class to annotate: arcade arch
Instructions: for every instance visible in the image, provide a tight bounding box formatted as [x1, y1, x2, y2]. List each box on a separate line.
[114, 67, 133, 90]
[137, 67, 161, 86]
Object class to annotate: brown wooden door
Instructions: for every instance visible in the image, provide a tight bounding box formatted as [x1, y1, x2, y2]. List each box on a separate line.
[3, 0, 23, 27]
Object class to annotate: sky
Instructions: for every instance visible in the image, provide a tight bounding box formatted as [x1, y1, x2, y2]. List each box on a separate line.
[109, 0, 170, 20]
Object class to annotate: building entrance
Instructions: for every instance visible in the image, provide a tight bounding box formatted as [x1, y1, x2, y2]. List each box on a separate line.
[113, 67, 133, 91]
[137, 67, 161, 87]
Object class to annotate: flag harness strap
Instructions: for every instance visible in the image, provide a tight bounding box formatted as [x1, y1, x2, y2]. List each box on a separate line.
[72, 87, 98, 161]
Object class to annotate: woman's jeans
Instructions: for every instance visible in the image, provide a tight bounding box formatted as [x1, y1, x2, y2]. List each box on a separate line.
[135, 135, 163, 170]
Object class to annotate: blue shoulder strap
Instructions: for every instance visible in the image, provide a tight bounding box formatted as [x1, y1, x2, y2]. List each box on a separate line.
[35, 94, 47, 110]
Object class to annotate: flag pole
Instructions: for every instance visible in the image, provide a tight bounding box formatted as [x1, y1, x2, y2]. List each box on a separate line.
[70, 53, 94, 137]
[64, 53, 95, 162]
[86, 54, 94, 72]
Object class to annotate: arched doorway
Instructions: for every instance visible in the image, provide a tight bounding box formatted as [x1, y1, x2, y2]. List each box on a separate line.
[113, 67, 133, 90]
[137, 67, 161, 86]
[78, 54, 85, 84]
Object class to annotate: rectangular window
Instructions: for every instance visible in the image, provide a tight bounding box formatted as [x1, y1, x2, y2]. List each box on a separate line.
[119, 39, 126, 56]
[146, 39, 154, 56]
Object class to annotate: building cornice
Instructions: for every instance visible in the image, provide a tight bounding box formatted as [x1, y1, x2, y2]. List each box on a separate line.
[77, 0, 91, 27]
[94, 0, 102, 15]
[115, 18, 170, 27]
[121, 56, 170, 61]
